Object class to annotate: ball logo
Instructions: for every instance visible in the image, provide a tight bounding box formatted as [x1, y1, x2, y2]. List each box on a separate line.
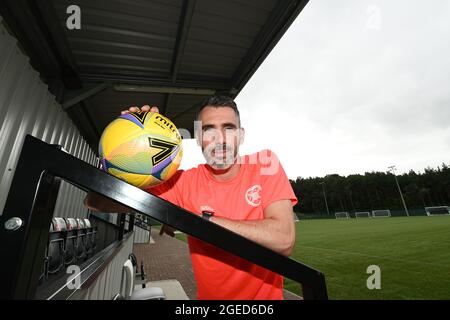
[148, 137, 178, 166]
[129, 110, 150, 125]
[155, 115, 177, 133]
[245, 185, 262, 207]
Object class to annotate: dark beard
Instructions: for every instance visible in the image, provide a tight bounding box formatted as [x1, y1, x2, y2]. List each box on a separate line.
[202, 143, 237, 169]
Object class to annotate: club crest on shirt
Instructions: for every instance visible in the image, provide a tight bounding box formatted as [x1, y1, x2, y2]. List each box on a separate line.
[245, 184, 262, 207]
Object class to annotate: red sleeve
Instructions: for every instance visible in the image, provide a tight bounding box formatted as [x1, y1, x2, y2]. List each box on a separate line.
[259, 150, 298, 210]
[144, 170, 184, 206]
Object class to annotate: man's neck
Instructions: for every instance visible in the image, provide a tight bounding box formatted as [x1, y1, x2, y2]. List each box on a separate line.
[207, 161, 241, 182]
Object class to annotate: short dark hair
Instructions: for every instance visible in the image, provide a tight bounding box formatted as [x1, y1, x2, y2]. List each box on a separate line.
[196, 95, 241, 127]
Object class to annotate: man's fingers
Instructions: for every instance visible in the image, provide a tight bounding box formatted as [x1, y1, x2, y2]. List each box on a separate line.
[150, 106, 160, 113]
[120, 105, 159, 115]
[143, 105, 160, 113]
[120, 106, 138, 114]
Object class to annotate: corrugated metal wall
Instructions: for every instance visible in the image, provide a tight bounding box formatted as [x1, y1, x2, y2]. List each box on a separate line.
[0, 17, 97, 219]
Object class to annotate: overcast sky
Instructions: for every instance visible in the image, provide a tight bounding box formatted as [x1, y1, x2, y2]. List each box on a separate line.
[181, 0, 450, 179]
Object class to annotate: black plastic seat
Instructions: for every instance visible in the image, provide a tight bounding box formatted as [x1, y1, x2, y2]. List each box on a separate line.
[46, 218, 66, 275]
[75, 218, 87, 261]
[83, 218, 93, 256]
[90, 222, 98, 253]
[63, 218, 78, 266]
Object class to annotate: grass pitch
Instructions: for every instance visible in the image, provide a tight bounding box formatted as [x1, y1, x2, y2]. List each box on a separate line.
[173, 216, 450, 299]
[285, 215, 450, 299]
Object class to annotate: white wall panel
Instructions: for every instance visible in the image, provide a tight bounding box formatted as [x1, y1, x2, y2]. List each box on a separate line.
[82, 234, 134, 300]
[133, 226, 150, 244]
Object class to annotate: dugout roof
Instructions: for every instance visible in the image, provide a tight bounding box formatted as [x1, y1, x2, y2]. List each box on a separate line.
[0, 0, 309, 152]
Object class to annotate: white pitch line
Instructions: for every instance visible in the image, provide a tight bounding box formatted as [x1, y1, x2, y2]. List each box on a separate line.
[300, 245, 450, 269]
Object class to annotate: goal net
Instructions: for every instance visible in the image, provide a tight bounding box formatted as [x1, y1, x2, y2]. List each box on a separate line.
[355, 212, 371, 218]
[335, 212, 350, 219]
[372, 210, 391, 218]
[425, 206, 450, 216]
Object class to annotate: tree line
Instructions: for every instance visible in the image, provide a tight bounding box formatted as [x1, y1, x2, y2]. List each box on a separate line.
[290, 163, 450, 214]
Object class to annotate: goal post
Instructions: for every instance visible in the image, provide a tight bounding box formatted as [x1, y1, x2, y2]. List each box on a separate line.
[355, 212, 371, 218]
[425, 206, 450, 216]
[372, 210, 391, 218]
[335, 212, 350, 219]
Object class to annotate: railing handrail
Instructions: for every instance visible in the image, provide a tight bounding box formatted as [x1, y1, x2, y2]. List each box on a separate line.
[0, 135, 328, 300]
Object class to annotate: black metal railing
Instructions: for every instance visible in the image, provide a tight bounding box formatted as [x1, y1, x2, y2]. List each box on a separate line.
[0, 135, 328, 300]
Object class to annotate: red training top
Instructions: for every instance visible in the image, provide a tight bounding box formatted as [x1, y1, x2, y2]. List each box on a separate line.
[145, 149, 298, 300]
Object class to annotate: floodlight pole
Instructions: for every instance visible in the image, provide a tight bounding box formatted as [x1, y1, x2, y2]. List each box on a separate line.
[319, 182, 330, 215]
[388, 166, 410, 217]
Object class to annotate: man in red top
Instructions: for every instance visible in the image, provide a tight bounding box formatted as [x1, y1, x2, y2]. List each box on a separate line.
[85, 96, 297, 300]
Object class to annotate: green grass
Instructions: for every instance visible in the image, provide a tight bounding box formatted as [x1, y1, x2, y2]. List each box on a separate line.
[174, 231, 187, 242]
[172, 216, 450, 299]
[285, 216, 450, 299]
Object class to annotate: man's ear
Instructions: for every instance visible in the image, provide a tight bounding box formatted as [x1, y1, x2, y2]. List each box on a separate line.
[195, 130, 202, 146]
[238, 127, 245, 145]
[193, 120, 202, 146]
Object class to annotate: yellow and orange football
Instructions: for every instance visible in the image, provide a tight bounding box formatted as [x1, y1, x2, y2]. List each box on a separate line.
[99, 111, 183, 189]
